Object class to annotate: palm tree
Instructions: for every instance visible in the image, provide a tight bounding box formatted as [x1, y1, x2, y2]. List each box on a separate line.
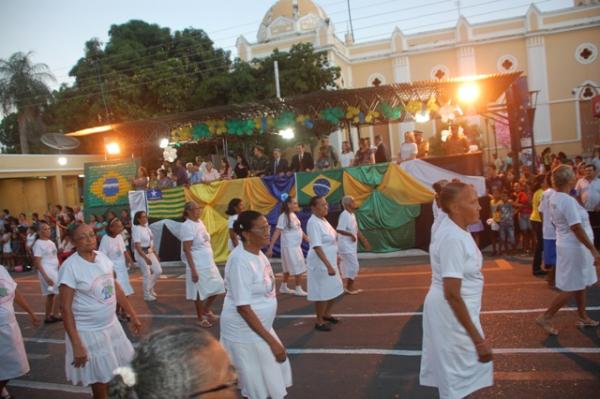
[0, 52, 55, 153]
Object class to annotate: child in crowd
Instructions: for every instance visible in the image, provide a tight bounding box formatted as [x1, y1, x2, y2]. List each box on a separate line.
[498, 190, 517, 255]
[489, 188, 502, 255]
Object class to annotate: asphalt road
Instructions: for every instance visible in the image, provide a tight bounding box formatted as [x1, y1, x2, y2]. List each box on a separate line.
[6, 254, 600, 399]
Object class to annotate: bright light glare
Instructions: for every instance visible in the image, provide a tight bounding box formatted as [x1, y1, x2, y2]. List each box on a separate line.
[159, 138, 169, 148]
[279, 128, 294, 140]
[415, 111, 430, 123]
[105, 142, 121, 155]
[458, 83, 480, 103]
[57, 156, 67, 166]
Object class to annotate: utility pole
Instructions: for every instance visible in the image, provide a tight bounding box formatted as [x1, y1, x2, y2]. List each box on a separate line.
[274, 60, 281, 99]
[347, 0, 355, 40]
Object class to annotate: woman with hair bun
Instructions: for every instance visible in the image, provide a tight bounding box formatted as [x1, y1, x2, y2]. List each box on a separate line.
[220, 210, 292, 399]
[226, 198, 244, 251]
[420, 181, 493, 399]
[109, 325, 238, 399]
[180, 201, 225, 327]
[131, 211, 162, 301]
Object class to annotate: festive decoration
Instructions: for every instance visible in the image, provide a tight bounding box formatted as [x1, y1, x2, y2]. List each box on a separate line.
[364, 110, 380, 124]
[296, 114, 314, 129]
[170, 126, 192, 143]
[345, 106, 361, 123]
[426, 96, 440, 113]
[163, 145, 177, 162]
[438, 101, 463, 123]
[319, 107, 345, 125]
[377, 103, 403, 120]
[191, 123, 210, 140]
[226, 119, 255, 136]
[405, 100, 422, 115]
[206, 119, 227, 135]
[275, 111, 296, 130]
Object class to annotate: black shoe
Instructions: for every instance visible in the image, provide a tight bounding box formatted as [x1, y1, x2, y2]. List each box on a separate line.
[323, 316, 340, 324]
[533, 270, 548, 276]
[314, 323, 332, 331]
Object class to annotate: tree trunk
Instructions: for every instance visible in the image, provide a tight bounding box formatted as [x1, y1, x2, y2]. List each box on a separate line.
[17, 111, 30, 154]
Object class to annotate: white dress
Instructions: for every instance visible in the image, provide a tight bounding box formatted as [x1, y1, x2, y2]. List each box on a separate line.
[337, 210, 360, 279]
[131, 224, 162, 296]
[276, 213, 307, 276]
[58, 252, 134, 386]
[306, 215, 344, 301]
[32, 239, 60, 295]
[420, 217, 493, 399]
[227, 214, 240, 252]
[98, 235, 134, 296]
[539, 188, 557, 240]
[549, 192, 598, 291]
[220, 246, 292, 399]
[0, 265, 30, 380]
[180, 218, 225, 300]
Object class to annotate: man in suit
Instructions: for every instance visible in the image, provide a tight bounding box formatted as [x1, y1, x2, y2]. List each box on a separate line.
[374, 135, 389, 163]
[290, 143, 314, 172]
[269, 148, 288, 175]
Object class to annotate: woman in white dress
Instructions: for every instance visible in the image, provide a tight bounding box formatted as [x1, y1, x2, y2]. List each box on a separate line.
[59, 223, 141, 399]
[398, 131, 418, 162]
[131, 211, 162, 301]
[99, 218, 135, 321]
[220, 211, 292, 399]
[181, 201, 226, 328]
[267, 196, 308, 296]
[32, 221, 62, 323]
[306, 196, 344, 332]
[226, 198, 244, 252]
[536, 165, 600, 335]
[0, 264, 39, 395]
[420, 181, 493, 399]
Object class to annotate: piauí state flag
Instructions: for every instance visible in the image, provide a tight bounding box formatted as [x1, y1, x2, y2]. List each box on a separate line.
[84, 160, 137, 208]
[296, 169, 343, 206]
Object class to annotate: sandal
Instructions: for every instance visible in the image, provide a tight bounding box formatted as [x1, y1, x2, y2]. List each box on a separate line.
[535, 315, 559, 336]
[197, 318, 213, 328]
[576, 318, 599, 328]
[323, 316, 340, 324]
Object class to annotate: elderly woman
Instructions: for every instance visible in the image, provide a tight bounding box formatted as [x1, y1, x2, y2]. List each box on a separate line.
[59, 224, 141, 399]
[399, 131, 418, 162]
[132, 167, 149, 191]
[536, 165, 600, 335]
[33, 221, 62, 323]
[306, 196, 344, 331]
[420, 181, 493, 399]
[220, 210, 292, 399]
[181, 201, 225, 327]
[132, 211, 162, 301]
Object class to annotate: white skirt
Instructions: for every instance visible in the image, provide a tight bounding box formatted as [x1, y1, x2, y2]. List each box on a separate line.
[65, 318, 134, 386]
[0, 318, 30, 380]
[420, 288, 493, 399]
[556, 244, 598, 292]
[281, 246, 307, 276]
[185, 265, 226, 301]
[38, 266, 59, 296]
[221, 333, 292, 399]
[339, 253, 359, 279]
[306, 245, 344, 302]
[114, 262, 134, 296]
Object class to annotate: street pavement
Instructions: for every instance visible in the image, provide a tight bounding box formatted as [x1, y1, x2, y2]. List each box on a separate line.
[7, 254, 600, 399]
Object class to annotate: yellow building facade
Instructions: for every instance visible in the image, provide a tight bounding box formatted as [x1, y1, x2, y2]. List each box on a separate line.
[237, 0, 600, 160]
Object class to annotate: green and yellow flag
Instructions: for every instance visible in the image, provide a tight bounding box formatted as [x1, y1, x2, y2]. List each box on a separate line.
[296, 169, 343, 206]
[84, 160, 137, 219]
[147, 187, 186, 219]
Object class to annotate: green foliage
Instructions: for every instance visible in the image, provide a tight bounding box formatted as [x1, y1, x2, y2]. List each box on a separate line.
[0, 113, 19, 153]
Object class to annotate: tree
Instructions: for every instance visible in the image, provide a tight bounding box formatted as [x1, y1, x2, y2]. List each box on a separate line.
[0, 113, 19, 153]
[0, 52, 55, 153]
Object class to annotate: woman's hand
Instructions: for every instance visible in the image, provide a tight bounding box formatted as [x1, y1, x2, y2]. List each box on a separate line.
[266, 248, 274, 258]
[327, 263, 336, 276]
[44, 275, 55, 286]
[130, 317, 142, 335]
[29, 313, 41, 327]
[269, 340, 288, 363]
[72, 343, 88, 368]
[191, 269, 199, 283]
[144, 257, 152, 266]
[475, 340, 493, 363]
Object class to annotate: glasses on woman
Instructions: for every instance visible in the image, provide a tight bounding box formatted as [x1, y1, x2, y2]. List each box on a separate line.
[188, 378, 238, 397]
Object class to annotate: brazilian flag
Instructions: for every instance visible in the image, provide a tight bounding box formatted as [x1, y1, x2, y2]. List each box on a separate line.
[296, 169, 343, 206]
[84, 160, 138, 219]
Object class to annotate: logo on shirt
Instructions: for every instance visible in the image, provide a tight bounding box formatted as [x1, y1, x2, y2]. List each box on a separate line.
[0, 280, 14, 304]
[91, 274, 116, 304]
[264, 266, 276, 298]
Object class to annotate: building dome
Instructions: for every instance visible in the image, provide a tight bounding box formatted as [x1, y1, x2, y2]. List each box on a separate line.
[257, 0, 329, 42]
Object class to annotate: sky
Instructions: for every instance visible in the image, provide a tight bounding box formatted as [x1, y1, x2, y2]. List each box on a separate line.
[0, 0, 574, 89]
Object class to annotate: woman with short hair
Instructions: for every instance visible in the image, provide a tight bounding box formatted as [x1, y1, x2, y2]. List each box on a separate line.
[33, 221, 62, 323]
[536, 165, 600, 335]
[220, 210, 292, 399]
[131, 211, 162, 301]
[420, 181, 493, 398]
[180, 201, 225, 327]
[226, 198, 244, 252]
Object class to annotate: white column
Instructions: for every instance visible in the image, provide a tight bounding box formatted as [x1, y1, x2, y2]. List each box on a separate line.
[330, 129, 343, 157]
[526, 36, 552, 144]
[350, 126, 359, 151]
[393, 56, 415, 147]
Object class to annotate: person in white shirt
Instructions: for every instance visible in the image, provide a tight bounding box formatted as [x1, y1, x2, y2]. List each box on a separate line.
[0, 264, 39, 396]
[201, 161, 221, 183]
[220, 211, 292, 399]
[132, 211, 162, 301]
[336, 196, 371, 295]
[536, 165, 600, 336]
[339, 141, 355, 168]
[398, 131, 418, 162]
[306, 196, 344, 332]
[267, 196, 309, 296]
[59, 224, 141, 399]
[181, 201, 226, 327]
[539, 173, 557, 286]
[420, 181, 493, 398]
[99, 218, 135, 321]
[226, 198, 244, 252]
[32, 221, 62, 323]
[575, 164, 600, 249]
[431, 180, 449, 238]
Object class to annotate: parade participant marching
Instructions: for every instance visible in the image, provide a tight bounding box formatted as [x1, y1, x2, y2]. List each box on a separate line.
[220, 211, 292, 399]
[306, 196, 344, 332]
[226, 198, 244, 251]
[131, 211, 162, 301]
[99, 218, 135, 321]
[536, 165, 600, 335]
[0, 264, 40, 397]
[181, 201, 225, 327]
[420, 181, 493, 399]
[336, 196, 371, 294]
[59, 224, 141, 399]
[32, 221, 62, 323]
[267, 196, 308, 296]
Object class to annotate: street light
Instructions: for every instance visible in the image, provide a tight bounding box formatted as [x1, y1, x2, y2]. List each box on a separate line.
[57, 156, 67, 166]
[105, 142, 121, 155]
[279, 128, 295, 140]
[457, 82, 480, 104]
[159, 138, 169, 148]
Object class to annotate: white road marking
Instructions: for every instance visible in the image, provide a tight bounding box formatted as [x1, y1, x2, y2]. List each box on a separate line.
[8, 379, 91, 394]
[288, 347, 600, 356]
[27, 353, 51, 360]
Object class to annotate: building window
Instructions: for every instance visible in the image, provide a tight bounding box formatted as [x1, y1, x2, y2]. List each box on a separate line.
[430, 65, 449, 80]
[497, 55, 518, 73]
[575, 43, 598, 65]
